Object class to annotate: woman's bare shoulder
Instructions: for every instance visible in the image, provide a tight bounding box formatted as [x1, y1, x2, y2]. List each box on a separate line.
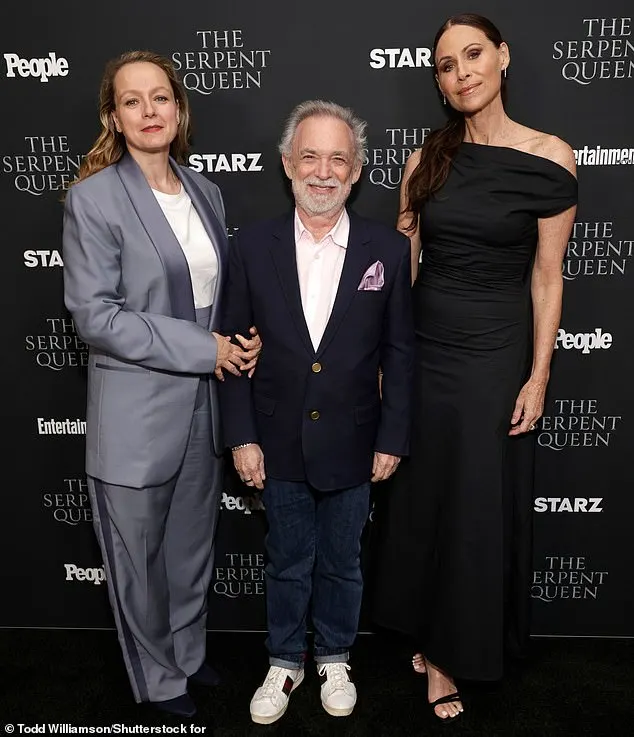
[523, 129, 577, 176]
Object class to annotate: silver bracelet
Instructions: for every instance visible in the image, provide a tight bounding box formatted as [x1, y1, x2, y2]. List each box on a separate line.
[231, 443, 253, 451]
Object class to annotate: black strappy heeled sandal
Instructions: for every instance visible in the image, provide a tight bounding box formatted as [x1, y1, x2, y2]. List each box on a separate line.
[429, 692, 463, 722]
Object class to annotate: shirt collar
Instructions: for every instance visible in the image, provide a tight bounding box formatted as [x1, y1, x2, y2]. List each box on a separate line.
[294, 208, 349, 249]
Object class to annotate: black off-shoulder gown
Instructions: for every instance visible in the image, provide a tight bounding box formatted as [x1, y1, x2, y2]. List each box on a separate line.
[372, 143, 578, 681]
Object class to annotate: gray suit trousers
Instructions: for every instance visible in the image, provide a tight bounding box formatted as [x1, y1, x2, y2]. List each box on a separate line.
[88, 309, 222, 703]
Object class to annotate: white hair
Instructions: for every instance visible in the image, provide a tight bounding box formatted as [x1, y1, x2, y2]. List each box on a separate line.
[278, 99, 367, 166]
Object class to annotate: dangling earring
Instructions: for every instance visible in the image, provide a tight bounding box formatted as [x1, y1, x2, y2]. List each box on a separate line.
[443, 95, 446, 106]
[503, 67, 507, 78]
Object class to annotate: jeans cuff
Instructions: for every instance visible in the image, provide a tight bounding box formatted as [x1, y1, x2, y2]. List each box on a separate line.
[314, 651, 349, 664]
[269, 655, 305, 670]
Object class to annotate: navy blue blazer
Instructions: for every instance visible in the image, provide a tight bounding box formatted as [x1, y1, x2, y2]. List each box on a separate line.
[218, 210, 414, 491]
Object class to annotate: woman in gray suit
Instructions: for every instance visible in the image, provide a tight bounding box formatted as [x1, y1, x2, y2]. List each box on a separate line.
[63, 50, 260, 718]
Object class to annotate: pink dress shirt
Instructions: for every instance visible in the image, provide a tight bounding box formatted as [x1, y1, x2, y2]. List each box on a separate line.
[294, 208, 350, 350]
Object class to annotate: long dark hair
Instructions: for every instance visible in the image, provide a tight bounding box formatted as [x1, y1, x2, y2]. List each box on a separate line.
[404, 14, 505, 228]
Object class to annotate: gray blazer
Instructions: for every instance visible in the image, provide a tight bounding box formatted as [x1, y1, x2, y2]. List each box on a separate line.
[63, 153, 228, 488]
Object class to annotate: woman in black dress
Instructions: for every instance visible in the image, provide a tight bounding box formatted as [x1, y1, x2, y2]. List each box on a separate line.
[372, 14, 577, 720]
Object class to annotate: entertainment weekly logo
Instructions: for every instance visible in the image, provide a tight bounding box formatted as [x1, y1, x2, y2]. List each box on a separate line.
[532, 556, 608, 603]
[171, 29, 271, 95]
[537, 399, 622, 451]
[553, 17, 633, 85]
[4, 52, 69, 82]
[26, 318, 88, 371]
[365, 127, 431, 189]
[43, 477, 92, 526]
[212, 552, 264, 598]
[564, 220, 633, 280]
[37, 417, 86, 436]
[573, 145, 634, 166]
[2, 135, 82, 195]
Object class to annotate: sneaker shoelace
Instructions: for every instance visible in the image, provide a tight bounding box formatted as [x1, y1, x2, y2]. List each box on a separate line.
[260, 666, 295, 698]
[318, 662, 351, 691]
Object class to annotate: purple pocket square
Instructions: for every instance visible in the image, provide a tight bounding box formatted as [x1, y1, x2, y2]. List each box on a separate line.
[357, 260, 384, 291]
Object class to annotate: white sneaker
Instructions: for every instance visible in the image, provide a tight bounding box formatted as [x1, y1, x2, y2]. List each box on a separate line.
[250, 665, 304, 724]
[317, 662, 357, 717]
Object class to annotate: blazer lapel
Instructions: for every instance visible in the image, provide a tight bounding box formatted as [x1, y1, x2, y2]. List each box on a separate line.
[177, 162, 228, 328]
[116, 153, 195, 322]
[270, 215, 315, 356]
[316, 211, 370, 357]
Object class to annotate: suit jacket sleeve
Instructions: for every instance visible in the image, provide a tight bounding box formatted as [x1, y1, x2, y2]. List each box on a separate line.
[63, 185, 218, 374]
[375, 236, 414, 456]
[217, 232, 258, 448]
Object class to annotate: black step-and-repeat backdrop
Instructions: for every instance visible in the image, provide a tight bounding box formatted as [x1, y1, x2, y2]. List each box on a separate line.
[1, 0, 632, 636]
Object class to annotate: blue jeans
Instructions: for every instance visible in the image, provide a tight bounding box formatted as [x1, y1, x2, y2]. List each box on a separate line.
[262, 479, 371, 669]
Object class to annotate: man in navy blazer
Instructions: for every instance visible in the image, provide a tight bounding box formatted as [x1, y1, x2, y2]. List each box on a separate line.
[218, 100, 414, 724]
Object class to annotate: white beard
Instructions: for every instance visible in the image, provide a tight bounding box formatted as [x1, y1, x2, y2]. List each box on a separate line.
[292, 176, 352, 216]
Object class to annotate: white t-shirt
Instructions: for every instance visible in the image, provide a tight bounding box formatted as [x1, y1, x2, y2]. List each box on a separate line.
[152, 185, 218, 309]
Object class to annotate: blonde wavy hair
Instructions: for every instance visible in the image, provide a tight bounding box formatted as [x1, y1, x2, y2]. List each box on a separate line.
[75, 50, 191, 183]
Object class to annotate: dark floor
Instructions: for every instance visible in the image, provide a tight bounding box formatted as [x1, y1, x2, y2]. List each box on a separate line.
[0, 630, 632, 736]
